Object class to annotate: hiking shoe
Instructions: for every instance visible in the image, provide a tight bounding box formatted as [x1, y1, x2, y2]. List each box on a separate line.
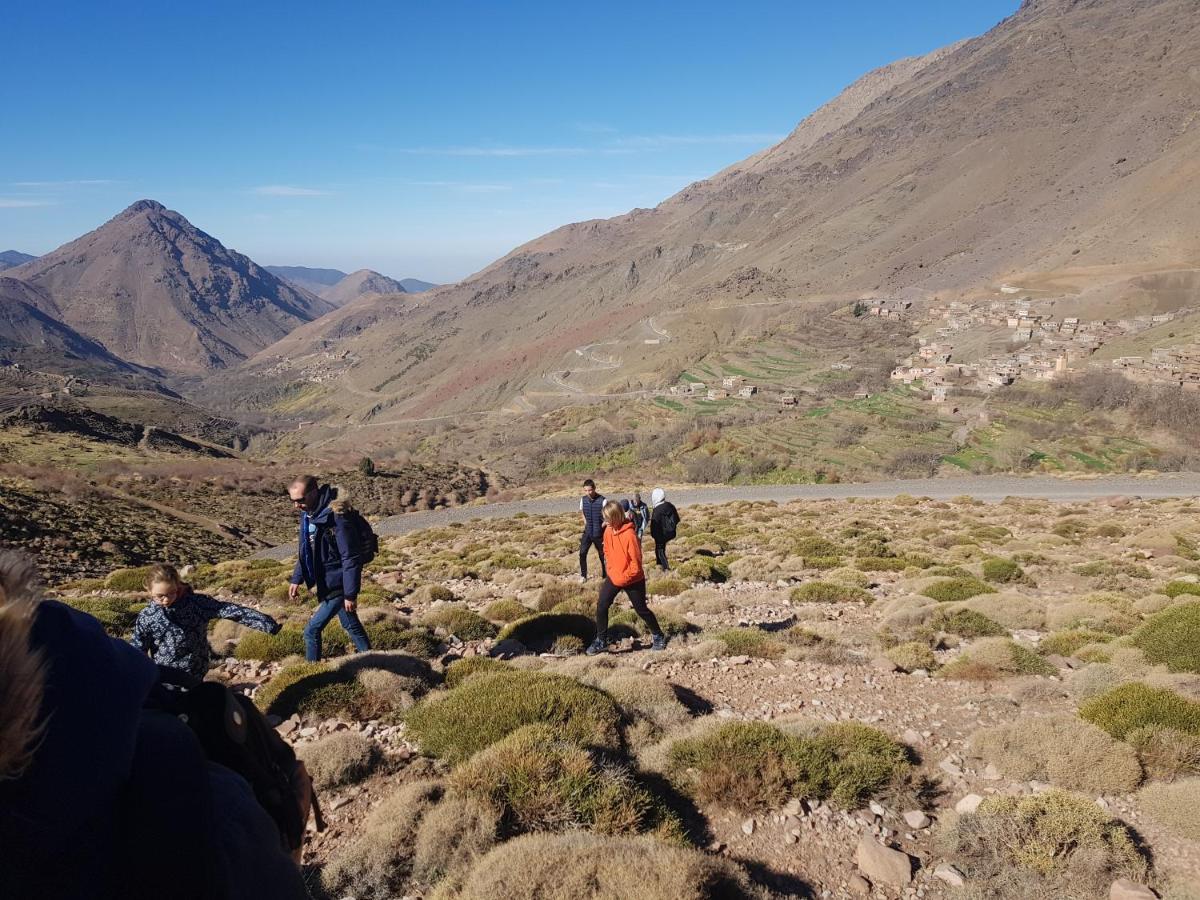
[578, 575, 588, 584]
[586, 637, 608, 656]
[651, 633, 668, 652]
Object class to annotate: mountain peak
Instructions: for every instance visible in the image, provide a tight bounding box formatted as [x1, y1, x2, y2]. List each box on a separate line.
[120, 199, 167, 216]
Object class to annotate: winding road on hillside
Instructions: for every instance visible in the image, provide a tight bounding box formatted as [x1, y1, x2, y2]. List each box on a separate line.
[254, 473, 1200, 558]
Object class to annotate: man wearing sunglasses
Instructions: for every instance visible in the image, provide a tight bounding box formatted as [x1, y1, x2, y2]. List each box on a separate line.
[286, 475, 371, 662]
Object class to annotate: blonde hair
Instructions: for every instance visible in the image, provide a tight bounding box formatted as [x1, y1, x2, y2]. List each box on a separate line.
[602, 500, 625, 528]
[145, 563, 182, 591]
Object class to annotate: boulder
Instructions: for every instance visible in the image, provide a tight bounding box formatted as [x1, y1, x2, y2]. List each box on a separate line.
[955, 793, 984, 815]
[855, 836, 913, 886]
[934, 863, 966, 887]
[1110, 879, 1158, 900]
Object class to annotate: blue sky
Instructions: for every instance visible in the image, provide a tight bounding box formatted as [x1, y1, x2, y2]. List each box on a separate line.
[0, 1, 1017, 283]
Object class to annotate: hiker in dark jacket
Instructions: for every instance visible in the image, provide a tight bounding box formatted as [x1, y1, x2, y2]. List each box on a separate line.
[288, 475, 371, 662]
[0, 552, 308, 900]
[649, 487, 680, 572]
[578, 478, 607, 583]
[131, 564, 280, 686]
[630, 491, 650, 541]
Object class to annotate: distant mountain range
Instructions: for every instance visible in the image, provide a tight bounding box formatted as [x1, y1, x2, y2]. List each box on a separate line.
[267, 265, 438, 301]
[2, 201, 333, 373]
[0, 251, 37, 272]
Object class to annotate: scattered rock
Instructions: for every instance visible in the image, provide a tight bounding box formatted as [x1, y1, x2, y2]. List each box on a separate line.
[903, 810, 930, 829]
[1110, 879, 1158, 900]
[934, 863, 966, 887]
[489, 638, 526, 657]
[955, 794, 984, 815]
[848, 873, 871, 896]
[855, 835, 913, 886]
[939, 758, 964, 778]
[782, 798, 803, 816]
[742, 818, 756, 835]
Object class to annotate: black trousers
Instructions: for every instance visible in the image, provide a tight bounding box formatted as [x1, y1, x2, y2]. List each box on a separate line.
[580, 533, 605, 578]
[653, 538, 670, 570]
[595, 578, 661, 638]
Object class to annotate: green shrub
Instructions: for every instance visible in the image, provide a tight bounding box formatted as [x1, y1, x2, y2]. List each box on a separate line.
[63, 597, 142, 636]
[451, 724, 681, 839]
[854, 556, 910, 572]
[537, 581, 588, 612]
[803, 556, 842, 570]
[1131, 602, 1200, 673]
[789, 582, 874, 604]
[104, 566, 155, 592]
[1161, 581, 1200, 598]
[921, 578, 996, 603]
[929, 607, 1006, 638]
[255, 661, 364, 719]
[926, 565, 974, 579]
[367, 624, 441, 657]
[553, 635, 586, 655]
[444, 656, 510, 687]
[1040, 629, 1114, 658]
[939, 638, 1056, 680]
[940, 790, 1145, 897]
[712, 627, 783, 659]
[496, 613, 596, 652]
[676, 557, 730, 583]
[1126, 726, 1200, 781]
[1079, 683, 1200, 739]
[793, 535, 841, 557]
[404, 670, 624, 763]
[886, 641, 937, 673]
[666, 721, 911, 812]
[483, 599, 531, 623]
[420, 605, 498, 641]
[982, 558, 1025, 584]
[234, 626, 306, 662]
[646, 578, 688, 597]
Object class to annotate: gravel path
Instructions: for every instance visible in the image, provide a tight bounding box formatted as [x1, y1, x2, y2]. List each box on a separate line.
[253, 473, 1200, 559]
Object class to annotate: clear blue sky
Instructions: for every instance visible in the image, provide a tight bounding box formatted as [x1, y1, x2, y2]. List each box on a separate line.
[0, 1, 1018, 283]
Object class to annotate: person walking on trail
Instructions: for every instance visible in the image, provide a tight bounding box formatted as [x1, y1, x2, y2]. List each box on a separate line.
[587, 500, 667, 655]
[649, 487, 680, 572]
[630, 491, 650, 540]
[132, 564, 280, 686]
[578, 478, 607, 583]
[288, 475, 372, 662]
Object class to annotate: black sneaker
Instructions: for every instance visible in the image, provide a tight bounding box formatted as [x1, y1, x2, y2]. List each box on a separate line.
[586, 636, 608, 656]
[651, 633, 668, 652]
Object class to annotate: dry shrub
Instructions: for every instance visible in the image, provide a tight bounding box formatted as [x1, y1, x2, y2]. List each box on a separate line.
[1039, 629, 1114, 658]
[1126, 726, 1200, 781]
[403, 670, 624, 763]
[597, 671, 691, 745]
[420, 604, 497, 641]
[1067, 663, 1126, 701]
[483, 599, 531, 623]
[960, 593, 1047, 630]
[298, 732, 382, 790]
[446, 832, 754, 900]
[410, 796, 499, 889]
[886, 641, 937, 673]
[712, 627, 783, 659]
[938, 790, 1147, 900]
[321, 779, 444, 898]
[920, 577, 996, 603]
[931, 607, 1007, 638]
[444, 656, 510, 687]
[356, 668, 422, 715]
[496, 613, 595, 651]
[449, 724, 680, 839]
[968, 715, 1142, 793]
[670, 588, 728, 616]
[939, 638, 1056, 681]
[537, 580, 590, 612]
[1045, 601, 1137, 635]
[1137, 778, 1200, 840]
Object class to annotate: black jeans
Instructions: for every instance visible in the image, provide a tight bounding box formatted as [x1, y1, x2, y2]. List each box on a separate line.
[595, 578, 661, 639]
[653, 539, 670, 571]
[580, 533, 605, 578]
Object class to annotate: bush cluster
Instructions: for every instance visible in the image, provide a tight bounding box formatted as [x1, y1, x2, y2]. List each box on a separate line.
[790, 581, 874, 604]
[1078, 683, 1200, 739]
[1130, 602, 1200, 673]
[921, 578, 996, 603]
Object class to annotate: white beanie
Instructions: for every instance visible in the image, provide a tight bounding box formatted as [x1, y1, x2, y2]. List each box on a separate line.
[651, 487, 665, 506]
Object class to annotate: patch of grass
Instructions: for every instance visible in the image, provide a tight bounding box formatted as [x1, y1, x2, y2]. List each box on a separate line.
[666, 720, 912, 812]
[254, 661, 360, 719]
[939, 790, 1145, 898]
[299, 732, 382, 790]
[712, 627, 784, 659]
[793, 535, 841, 557]
[1137, 778, 1200, 840]
[886, 641, 937, 673]
[1131, 602, 1200, 673]
[646, 578, 688, 597]
[921, 577, 997, 603]
[420, 605, 498, 641]
[103, 565, 155, 592]
[483, 599, 532, 623]
[61, 596, 142, 637]
[451, 832, 755, 900]
[1040, 629, 1114, 658]
[969, 715, 1142, 793]
[367, 623, 441, 657]
[854, 556, 910, 572]
[982, 557, 1025, 584]
[1079, 683, 1200, 739]
[233, 626, 306, 662]
[790, 581, 875, 604]
[939, 638, 1056, 680]
[537, 580, 589, 612]
[451, 724, 681, 840]
[404, 670, 624, 763]
[1160, 581, 1200, 598]
[496, 613, 596, 652]
[444, 656, 510, 688]
[676, 556, 730, 583]
[929, 607, 1007, 638]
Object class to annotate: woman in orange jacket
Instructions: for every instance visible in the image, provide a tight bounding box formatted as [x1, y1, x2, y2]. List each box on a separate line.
[587, 500, 667, 654]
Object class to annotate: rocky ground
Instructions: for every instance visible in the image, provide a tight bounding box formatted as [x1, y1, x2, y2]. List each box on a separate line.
[60, 493, 1200, 899]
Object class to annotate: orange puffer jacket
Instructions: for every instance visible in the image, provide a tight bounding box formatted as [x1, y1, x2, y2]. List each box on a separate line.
[602, 521, 645, 587]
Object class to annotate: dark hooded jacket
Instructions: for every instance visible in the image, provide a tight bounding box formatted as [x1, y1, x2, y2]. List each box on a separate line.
[290, 484, 364, 600]
[0, 597, 307, 900]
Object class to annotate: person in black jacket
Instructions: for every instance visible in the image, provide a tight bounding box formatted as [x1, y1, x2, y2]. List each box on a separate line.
[288, 475, 372, 662]
[649, 487, 680, 572]
[132, 564, 280, 686]
[0, 551, 308, 900]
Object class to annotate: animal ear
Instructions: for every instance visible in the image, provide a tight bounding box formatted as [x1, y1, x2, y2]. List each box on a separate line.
[0, 552, 46, 781]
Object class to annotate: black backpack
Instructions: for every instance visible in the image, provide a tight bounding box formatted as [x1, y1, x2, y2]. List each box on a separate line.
[659, 504, 679, 541]
[164, 681, 315, 853]
[336, 507, 379, 566]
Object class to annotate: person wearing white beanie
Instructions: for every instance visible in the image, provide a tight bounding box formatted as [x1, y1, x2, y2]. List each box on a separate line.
[648, 488, 679, 572]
